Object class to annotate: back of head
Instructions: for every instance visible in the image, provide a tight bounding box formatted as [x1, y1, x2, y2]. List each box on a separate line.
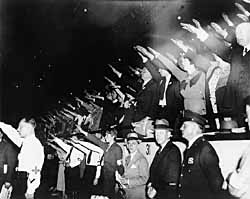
[235, 22, 250, 47]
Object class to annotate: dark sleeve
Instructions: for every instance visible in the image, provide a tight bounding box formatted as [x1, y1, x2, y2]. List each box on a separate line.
[5, 143, 18, 183]
[115, 145, 124, 176]
[200, 143, 224, 194]
[85, 133, 108, 151]
[158, 146, 181, 199]
[144, 60, 162, 82]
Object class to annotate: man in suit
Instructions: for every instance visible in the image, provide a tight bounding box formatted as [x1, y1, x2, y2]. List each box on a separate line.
[147, 119, 181, 199]
[119, 132, 149, 199]
[178, 110, 227, 199]
[77, 126, 124, 199]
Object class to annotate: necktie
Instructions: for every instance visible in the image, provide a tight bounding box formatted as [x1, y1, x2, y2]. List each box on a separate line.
[243, 48, 248, 56]
[126, 155, 131, 167]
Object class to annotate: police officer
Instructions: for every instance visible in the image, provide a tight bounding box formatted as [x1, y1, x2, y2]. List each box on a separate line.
[178, 110, 226, 199]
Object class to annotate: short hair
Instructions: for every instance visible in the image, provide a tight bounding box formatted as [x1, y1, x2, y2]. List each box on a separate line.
[106, 128, 118, 138]
[20, 117, 37, 129]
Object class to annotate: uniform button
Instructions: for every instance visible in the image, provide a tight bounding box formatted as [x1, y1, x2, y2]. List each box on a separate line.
[180, 173, 183, 177]
[178, 194, 181, 198]
[179, 184, 182, 187]
[182, 164, 185, 167]
[188, 169, 191, 173]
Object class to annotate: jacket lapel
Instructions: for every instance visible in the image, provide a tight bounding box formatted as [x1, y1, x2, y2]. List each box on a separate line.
[127, 151, 141, 168]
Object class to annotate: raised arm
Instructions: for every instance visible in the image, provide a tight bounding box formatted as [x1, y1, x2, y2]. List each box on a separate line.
[0, 122, 22, 147]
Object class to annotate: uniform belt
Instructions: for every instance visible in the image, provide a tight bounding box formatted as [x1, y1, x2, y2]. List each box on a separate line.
[16, 171, 28, 177]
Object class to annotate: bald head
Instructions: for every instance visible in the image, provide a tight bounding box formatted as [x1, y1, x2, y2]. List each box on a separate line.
[236, 22, 250, 47]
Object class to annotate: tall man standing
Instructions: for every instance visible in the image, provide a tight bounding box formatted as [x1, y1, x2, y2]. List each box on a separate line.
[0, 118, 44, 199]
[147, 119, 181, 199]
[178, 110, 226, 199]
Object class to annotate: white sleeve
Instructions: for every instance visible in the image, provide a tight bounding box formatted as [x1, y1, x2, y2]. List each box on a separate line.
[53, 138, 71, 154]
[0, 122, 22, 147]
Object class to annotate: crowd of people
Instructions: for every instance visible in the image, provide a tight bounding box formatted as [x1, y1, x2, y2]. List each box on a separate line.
[1, 0, 250, 199]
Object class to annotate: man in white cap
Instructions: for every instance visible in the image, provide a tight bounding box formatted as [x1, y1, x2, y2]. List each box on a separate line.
[0, 118, 44, 199]
[119, 132, 149, 199]
[146, 119, 181, 199]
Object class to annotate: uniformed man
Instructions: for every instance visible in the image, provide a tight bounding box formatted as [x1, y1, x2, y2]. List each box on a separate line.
[178, 110, 226, 199]
[0, 118, 44, 199]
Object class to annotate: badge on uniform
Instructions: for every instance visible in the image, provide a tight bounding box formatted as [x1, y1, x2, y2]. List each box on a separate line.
[188, 157, 194, 164]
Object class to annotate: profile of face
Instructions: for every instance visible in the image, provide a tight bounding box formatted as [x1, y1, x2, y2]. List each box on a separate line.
[236, 23, 250, 47]
[127, 139, 139, 154]
[141, 67, 152, 82]
[181, 57, 196, 75]
[155, 129, 171, 146]
[180, 121, 197, 141]
[104, 132, 114, 143]
[18, 120, 33, 138]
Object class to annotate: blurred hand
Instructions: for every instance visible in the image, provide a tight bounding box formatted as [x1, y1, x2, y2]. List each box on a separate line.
[210, 22, 228, 38]
[134, 45, 154, 60]
[243, 0, 250, 3]
[93, 178, 99, 186]
[120, 177, 129, 186]
[147, 184, 157, 199]
[147, 46, 161, 58]
[236, 13, 249, 22]
[180, 19, 209, 41]
[171, 39, 193, 53]
[235, 3, 250, 17]
[222, 13, 234, 27]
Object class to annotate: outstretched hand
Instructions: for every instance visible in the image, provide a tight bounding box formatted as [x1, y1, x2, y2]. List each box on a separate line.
[210, 22, 228, 38]
[180, 19, 209, 41]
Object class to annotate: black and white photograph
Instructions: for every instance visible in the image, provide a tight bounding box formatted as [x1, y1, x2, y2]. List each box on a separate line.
[0, 0, 250, 198]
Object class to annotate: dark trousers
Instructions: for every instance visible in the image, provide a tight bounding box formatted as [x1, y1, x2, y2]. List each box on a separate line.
[12, 171, 28, 199]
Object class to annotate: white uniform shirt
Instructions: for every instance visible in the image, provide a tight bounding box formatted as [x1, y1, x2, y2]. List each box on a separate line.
[18, 134, 44, 173]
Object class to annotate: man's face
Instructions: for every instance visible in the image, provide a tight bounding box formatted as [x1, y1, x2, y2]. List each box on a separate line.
[104, 132, 113, 143]
[18, 121, 32, 138]
[141, 67, 152, 82]
[127, 140, 138, 153]
[181, 57, 195, 75]
[155, 129, 170, 146]
[236, 23, 250, 47]
[180, 121, 196, 141]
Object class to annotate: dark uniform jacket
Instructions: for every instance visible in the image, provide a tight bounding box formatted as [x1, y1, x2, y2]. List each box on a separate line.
[148, 141, 181, 199]
[178, 136, 226, 199]
[0, 139, 17, 187]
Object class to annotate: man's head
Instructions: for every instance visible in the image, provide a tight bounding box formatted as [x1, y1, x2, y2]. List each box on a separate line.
[236, 22, 250, 47]
[141, 67, 152, 83]
[180, 110, 206, 141]
[104, 128, 117, 143]
[154, 119, 172, 146]
[17, 117, 36, 138]
[178, 54, 197, 75]
[126, 132, 141, 153]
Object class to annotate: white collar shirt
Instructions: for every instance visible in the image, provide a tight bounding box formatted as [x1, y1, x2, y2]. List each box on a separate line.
[243, 44, 250, 56]
[18, 134, 44, 174]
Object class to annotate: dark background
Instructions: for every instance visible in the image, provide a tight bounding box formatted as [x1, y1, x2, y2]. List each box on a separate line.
[0, 0, 236, 125]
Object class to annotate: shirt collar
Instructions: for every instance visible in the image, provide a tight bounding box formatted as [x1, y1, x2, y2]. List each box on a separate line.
[243, 44, 250, 56]
[160, 139, 170, 152]
[188, 134, 203, 148]
[129, 150, 137, 160]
